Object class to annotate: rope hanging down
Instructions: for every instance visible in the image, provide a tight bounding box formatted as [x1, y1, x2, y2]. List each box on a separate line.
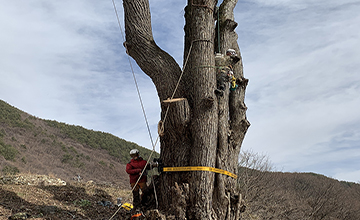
[112, 0, 156, 150]
[110, 0, 159, 219]
[217, 6, 220, 53]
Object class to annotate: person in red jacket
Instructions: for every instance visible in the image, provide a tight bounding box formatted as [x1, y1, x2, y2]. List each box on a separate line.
[126, 149, 156, 207]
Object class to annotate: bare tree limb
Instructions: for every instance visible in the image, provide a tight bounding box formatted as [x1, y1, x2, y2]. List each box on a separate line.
[123, 0, 183, 100]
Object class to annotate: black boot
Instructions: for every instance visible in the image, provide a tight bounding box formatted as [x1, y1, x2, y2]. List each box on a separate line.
[132, 190, 141, 208]
[215, 89, 224, 96]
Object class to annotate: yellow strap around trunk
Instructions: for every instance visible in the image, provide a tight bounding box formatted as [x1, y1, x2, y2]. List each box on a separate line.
[163, 166, 237, 179]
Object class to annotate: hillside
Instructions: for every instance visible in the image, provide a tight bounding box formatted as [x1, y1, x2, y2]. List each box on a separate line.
[238, 168, 360, 219]
[0, 99, 158, 186]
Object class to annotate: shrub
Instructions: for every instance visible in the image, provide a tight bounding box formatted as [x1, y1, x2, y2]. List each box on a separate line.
[60, 144, 67, 152]
[0, 129, 5, 137]
[0, 141, 18, 161]
[73, 158, 85, 168]
[61, 154, 73, 163]
[73, 199, 91, 207]
[99, 160, 107, 166]
[69, 146, 77, 154]
[2, 165, 20, 175]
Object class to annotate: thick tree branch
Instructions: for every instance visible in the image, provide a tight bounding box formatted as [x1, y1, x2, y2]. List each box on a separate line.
[220, 0, 237, 21]
[123, 0, 183, 100]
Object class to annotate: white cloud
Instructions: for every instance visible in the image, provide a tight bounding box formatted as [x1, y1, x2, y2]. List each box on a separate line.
[238, 0, 360, 182]
[334, 169, 360, 183]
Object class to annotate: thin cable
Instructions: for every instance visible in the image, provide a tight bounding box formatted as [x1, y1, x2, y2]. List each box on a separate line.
[112, 0, 156, 151]
[217, 6, 221, 53]
[111, 0, 125, 40]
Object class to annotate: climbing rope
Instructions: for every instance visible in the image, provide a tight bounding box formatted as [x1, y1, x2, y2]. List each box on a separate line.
[112, 0, 156, 149]
[217, 6, 221, 53]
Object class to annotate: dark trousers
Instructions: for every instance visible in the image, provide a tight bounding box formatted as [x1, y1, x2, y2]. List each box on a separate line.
[130, 182, 148, 207]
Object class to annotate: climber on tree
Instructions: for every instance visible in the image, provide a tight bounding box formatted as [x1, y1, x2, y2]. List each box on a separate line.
[226, 48, 240, 63]
[215, 49, 240, 96]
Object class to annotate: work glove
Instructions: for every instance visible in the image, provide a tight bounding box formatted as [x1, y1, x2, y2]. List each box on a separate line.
[149, 161, 158, 169]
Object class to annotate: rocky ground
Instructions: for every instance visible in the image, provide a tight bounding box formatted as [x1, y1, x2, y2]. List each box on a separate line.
[0, 174, 134, 220]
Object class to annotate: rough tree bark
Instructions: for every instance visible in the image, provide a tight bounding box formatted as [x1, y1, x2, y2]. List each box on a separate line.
[123, 0, 249, 219]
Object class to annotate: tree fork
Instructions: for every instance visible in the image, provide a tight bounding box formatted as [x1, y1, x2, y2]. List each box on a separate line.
[122, 0, 249, 219]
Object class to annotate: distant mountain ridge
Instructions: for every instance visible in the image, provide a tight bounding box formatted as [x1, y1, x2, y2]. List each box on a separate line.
[0, 99, 157, 186]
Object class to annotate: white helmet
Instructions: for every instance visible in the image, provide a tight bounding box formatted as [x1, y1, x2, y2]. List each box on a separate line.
[226, 49, 237, 56]
[130, 149, 139, 156]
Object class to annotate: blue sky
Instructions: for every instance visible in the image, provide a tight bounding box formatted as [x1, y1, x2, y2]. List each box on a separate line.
[1, 0, 359, 183]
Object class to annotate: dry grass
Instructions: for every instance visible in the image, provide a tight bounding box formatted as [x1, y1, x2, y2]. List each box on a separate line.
[0, 174, 132, 220]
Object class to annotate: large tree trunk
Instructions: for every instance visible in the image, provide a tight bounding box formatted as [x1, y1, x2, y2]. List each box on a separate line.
[123, 0, 249, 219]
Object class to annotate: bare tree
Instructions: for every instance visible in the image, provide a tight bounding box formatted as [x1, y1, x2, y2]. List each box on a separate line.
[237, 150, 273, 200]
[237, 150, 278, 219]
[123, 0, 249, 219]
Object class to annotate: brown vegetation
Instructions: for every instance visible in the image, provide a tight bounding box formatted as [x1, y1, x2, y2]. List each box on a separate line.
[0, 174, 131, 220]
[238, 170, 360, 220]
[237, 150, 360, 219]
